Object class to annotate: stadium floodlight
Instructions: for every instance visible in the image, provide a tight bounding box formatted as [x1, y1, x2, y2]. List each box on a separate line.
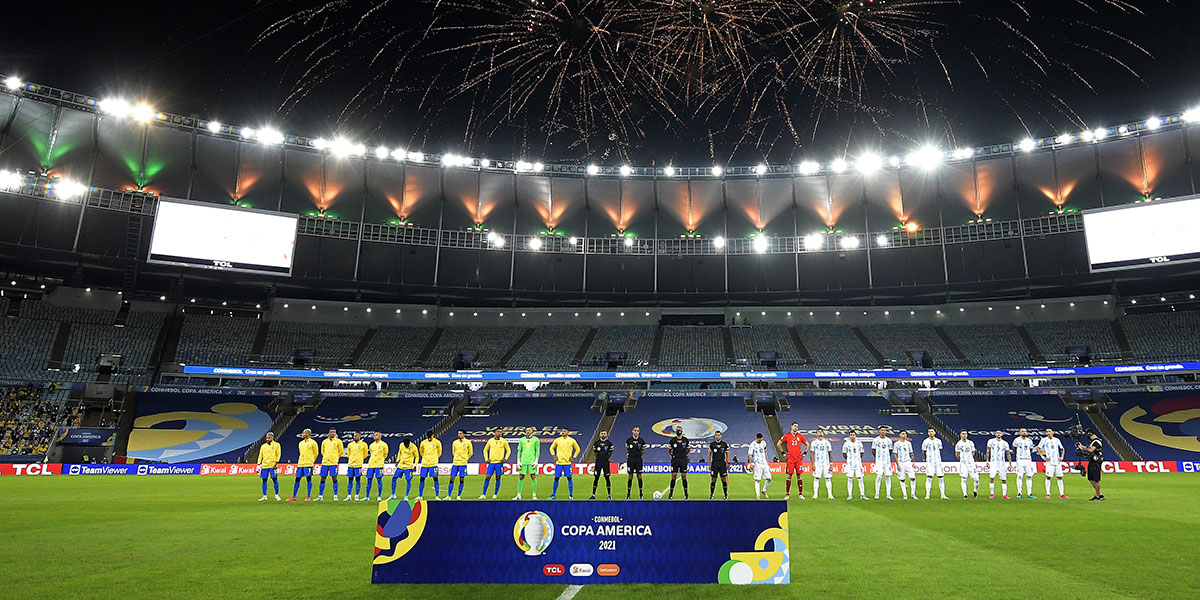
[831, 158, 848, 173]
[53, 179, 88, 200]
[1145, 117, 1161, 131]
[329, 138, 353, 157]
[492, 236, 506, 248]
[1080, 129, 1095, 142]
[568, 236, 578, 245]
[480, 159, 491, 168]
[1184, 108, 1200, 122]
[803, 233, 824, 250]
[907, 146, 942, 171]
[1054, 134, 1071, 145]
[0, 170, 22, 191]
[664, 165, 675, 177]
[952, 147, 974, 160]
[4, 76, 22, 90]
[374, 146, 389, 159]
[856, 153, 883, 174]
[1018, 138, 1035, 152]
[586, 164, 599, 176]
[533, 162, 544, 172]
[515, 160, 531, 172]
[623, 236, 634, 247]
[1118, 125, 1130, 135]
[206, 121, 222, 134]
[1093, 127, 1108, 140]
[528, 237, 542, 251]
[99, 98, 132, 118]
[620, 165, 632, 177]
[407, 151, 425, 162]
[798, 161, 819, 175]
[352, 143, 366, 156]
[131, 103, 155, 123]
[755, 163, 767, 175]
[753, 234, 769, 253]
[840, 235, 860, 250]
[876, 234, 889, 247]
[888, 156, 902, 167]
[256, 128, 285, 145]
[713, 236, 726, 249]
[391, 148, 407, 160]
[711, 165, 724, 177]
[442, 153, 458, 166]
[905, 222, 919, 233]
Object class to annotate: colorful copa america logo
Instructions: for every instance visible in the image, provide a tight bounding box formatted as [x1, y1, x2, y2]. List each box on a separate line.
[653, 417, 727, 439]
[315, 411, 378, 424]
[513, 511, 554, 556]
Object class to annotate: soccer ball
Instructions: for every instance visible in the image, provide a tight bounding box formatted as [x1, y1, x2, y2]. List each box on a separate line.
[652, 490, 663, 500]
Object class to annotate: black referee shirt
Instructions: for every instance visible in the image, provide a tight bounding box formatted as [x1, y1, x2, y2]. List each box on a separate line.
[709, 440, 730, 465]
[593, 439, 614, 463]
[625, 437, 647, 459]
[669, 436, 690, 460]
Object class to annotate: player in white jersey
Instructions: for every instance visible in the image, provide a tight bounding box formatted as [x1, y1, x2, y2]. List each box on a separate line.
[954, 430, 980, 499]
[986, 430, 1011, 499]
[748, 433, 773, 499]
[1012, 428, 1037, 499]
[869, 427, 894, 500]
[841, 431, 867, 500]
[809, 429, 835, 499]
[1036, 428, 1069, 499]
[892, 431, 917, 499]
[921, 428, 949, 499]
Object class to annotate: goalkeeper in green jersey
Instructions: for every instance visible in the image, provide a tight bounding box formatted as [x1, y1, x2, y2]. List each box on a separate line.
[513, 426, 541, 500]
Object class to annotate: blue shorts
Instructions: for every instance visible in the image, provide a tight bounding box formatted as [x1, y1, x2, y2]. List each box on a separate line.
[450, 465, 468, 478]
[319, 465, 338, 477]
[555, 464, 573, 478]
[394, 468, 413, 480]
[486, 463, 504, 477]
[295, 467, 313, 477]
[366, 467, 383, 479]
[347, 467, 362, 478]
[420, 466, 438, 478]
[259, 467, 276, 479]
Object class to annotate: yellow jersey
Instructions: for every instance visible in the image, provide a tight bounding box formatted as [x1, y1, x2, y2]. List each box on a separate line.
[346, 440, 368, 468]
[452, 438, 474, 466]
[549, 436, 580, 465]
[419, 439, 442, 467]
[257, 441, 281, 469]
[483, 438, 511, 463]
[396, 443, 420, 470]
[297, 438, 319, 468]
[368, 440, 389, 469]
[320, 438, 344, 466]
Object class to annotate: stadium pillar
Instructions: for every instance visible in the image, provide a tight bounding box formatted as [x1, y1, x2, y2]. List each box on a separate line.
[863, 178, 875, 290]
[721, 178, 729, 294]
[935, 171, 950, 288]
[582, 182, 590, 293]
[1009, 156, 1031, 280]
[433, 166, 445, 286]
[71, 109, 101, 253]
[652, 173, 659, 295]
[185, 124, 197, 200]
[509, 171, 517, 291]
[791, 176, 800, 296]
[1182, 128, 1197, 195]
[353, 156, 368, 281]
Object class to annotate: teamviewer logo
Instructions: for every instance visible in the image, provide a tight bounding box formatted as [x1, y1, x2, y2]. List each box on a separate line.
[137, 464, 149, 475]
[68, 464, 81, 475]
[1183, 462, 1200, 473]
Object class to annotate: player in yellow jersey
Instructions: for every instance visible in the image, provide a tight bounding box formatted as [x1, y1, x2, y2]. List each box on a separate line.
[288, 429, 319, 501]
[344, 432, 368, 501]
[390, 437, 420, 501]
[317, 428, 344, 501]
[418, 430, 442, 500]
[479, 430, 511, 499]
[548, 428, 580, 500]
[257, 431, 282, 501]
[364, 431, 389, 501]
[445, 429, 473, 500]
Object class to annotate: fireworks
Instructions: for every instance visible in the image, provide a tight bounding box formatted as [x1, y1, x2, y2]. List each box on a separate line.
[260, 0, 1156, 162]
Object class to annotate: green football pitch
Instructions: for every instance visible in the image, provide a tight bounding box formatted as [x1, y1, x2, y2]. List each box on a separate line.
[4, 473, 1198, 599]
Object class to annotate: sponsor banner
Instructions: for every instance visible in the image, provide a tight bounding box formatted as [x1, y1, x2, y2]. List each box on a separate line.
[63, 464, 205, 475]
[371, 499, 789, 585]
[198, 464, 260, 475]
[1179, 461, 1200, 473]
[184, 361, 1200, 382]
[54, 428, 117, 447]
[131, 386, 291, 397]
[0, 463, 62, 476]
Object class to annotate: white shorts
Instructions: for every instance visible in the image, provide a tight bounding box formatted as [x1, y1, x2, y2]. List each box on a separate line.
[752, 463, 772, 480]
[1016, 460, 1036, 476]
[845, 463, 864, 478]
[896, 461, 916, 479]
[959, 463, 978, 478]
[873, 462, 892, 476]
[989, 462, 1008, 477]
[926, 462, 943, 476]
[813, 463, 832, 479]
[1044, 462, 1063, 477]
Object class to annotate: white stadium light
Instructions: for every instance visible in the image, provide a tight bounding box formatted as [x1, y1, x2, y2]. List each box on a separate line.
[131, 103, 155, 122]
[407, 151, 425, 162]
[804, 233, 824, 250]
[624, 237, 634, 247]
[492, 236, 506, 248]
[876, 234, 890, 247]
[663, 165, 675, 177]
[515, 160, 531, 172]
[391, 148, 407, 160]
[711, 165, 723, 177]
[0, 170, 22, 191]
[4, 76, 22, 90]
[533, 162, 544, 172]
[840, 235, 860, 250]
[1118, 125, 1129, 135]
[99, 98, 132, 118]
[257, 128, 285, 145]
[528, 237, 542, 251]
[831, 158, 848, 173]
[753, 234, 769, 254]
[713, 236, 726, 249]
[374, 146, 389, 159]
[54, 179, 88, 200]
[1093, 127, 1108, 140]
[313, 138, 328, 150]
[329, 138, 352, 157]
[206, 121, 222, 134]
[480, 159, 491, 168]
[755, 163, 767, 175]
[907, 147, 942, 171]
[952, 147, 974, 160]
[798, 161, 819, 175]
[1184, 108, 1200, 122]
[1080, 129, 1095, 142]
[586, 164, 599, 176]
[1055, 134, 1070, 145]
[856, 153, 882, 174]
[1146, 117, 1161, 131]
[568, 236, 578, 245]
[620, 165, 632, 177]
[888, 156, 902, 167]
[1019, 138, 1035, 152]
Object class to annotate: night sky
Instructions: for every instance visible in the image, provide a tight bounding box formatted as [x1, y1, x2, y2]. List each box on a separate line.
[2, 1, 1198, 164]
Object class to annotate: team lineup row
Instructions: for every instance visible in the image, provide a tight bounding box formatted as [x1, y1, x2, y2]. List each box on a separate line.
[248, 423, 1090, 503]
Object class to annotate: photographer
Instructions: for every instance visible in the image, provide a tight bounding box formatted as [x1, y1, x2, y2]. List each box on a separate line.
[1076, 430, 1105, 501]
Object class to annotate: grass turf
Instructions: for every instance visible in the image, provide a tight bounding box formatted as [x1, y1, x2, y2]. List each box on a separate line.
[3, 473, 1198, 599]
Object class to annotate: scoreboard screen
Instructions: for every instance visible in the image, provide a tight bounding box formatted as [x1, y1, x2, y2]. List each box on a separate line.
[148, 199, 298, 276]
[1083, 194, 1200, 272]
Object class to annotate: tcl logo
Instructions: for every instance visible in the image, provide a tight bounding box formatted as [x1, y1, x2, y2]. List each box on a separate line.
[597, 564, 620, 577]
[0, 463, 60, 476]
[569, 564, 594, 577]
[212, 260, 233, 268]
[543, 565, 565, 576]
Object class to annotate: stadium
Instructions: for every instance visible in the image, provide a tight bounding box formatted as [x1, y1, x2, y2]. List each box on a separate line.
[3, 3, 1200, 598]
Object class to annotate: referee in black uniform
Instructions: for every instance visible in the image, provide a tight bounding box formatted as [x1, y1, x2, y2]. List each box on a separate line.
[1078, 430, 1106, 501]
[590, 430, 614, 500]
[625, 426, 648, 499]
[668, 426, 690, 499]
[708, 430, 731, 500]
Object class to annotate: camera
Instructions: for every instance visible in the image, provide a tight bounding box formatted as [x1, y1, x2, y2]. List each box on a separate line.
[1062, 420, 1091, 474]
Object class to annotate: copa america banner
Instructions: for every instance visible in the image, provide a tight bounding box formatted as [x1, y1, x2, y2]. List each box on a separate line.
[371, 500, 789, 585]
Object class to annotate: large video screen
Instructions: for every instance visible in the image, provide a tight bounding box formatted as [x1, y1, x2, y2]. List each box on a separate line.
[148, 199, 298, 275]
[1083, 194, 1200, 272]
